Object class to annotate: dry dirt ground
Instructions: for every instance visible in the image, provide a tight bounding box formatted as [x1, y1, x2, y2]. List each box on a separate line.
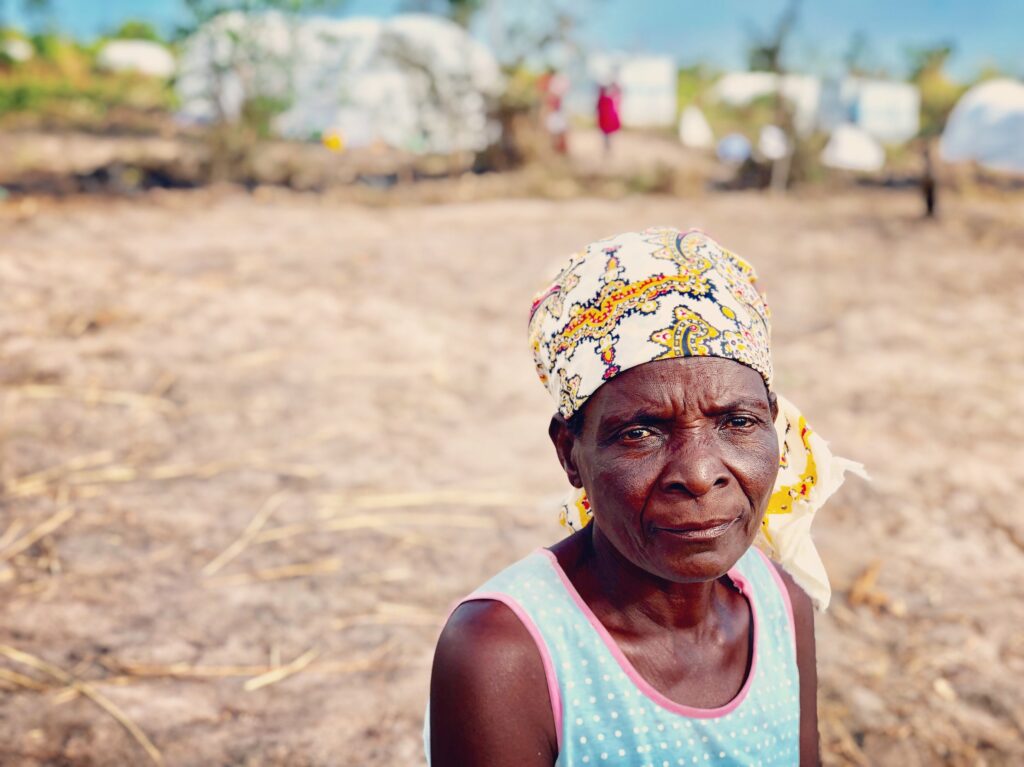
[1, 186, 1022, 766]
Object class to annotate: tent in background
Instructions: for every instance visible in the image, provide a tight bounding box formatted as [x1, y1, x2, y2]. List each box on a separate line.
[758, 125, 789, 161]
[819, 78, 919, 144]
[940, 78, 1024, 174]
[97, 40, 176, 78]
[177, 12, 503, 154]
[821, 123, 885, 172]
[677, 106, 714, 149]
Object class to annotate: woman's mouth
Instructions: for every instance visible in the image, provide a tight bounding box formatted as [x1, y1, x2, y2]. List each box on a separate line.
[652, 515, 740, 541]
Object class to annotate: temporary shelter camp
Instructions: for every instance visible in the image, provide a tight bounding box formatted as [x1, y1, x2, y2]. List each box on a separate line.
[177, 12, 503, 154]
[940, 78, 1024, 174]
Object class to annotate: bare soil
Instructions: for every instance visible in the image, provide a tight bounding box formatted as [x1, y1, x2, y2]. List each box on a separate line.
[1, 184, 1022, 766]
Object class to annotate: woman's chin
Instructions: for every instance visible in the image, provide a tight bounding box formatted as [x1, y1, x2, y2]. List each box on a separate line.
[643, 529, 753, 583]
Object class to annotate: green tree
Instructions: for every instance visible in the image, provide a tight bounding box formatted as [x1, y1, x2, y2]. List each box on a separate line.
[905, 42, 965, 137]
[111, 20, 163, 42]
[745, 0, 801, 73]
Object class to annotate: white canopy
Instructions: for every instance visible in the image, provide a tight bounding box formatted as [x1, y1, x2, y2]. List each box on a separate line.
[821, 123, 885, 172]
[940, 78, 1024, 174]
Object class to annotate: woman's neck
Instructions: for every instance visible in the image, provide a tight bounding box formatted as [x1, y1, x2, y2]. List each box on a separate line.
[557, 523, 733, 637]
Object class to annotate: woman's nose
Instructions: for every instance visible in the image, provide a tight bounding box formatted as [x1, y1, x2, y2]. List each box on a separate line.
[657, 435, 730, 499]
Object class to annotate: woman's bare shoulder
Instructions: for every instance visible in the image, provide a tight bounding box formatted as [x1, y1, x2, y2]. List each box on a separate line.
[429, 599, 557, 767]
[768, 561, 815, 630]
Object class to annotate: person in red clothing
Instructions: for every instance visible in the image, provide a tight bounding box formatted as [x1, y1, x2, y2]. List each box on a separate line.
[596, 82, 621, 155]
[539, 69, 571, 155]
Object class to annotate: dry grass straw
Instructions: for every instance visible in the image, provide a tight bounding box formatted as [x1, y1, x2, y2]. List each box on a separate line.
[5, 454, 319, 500]
[0, 520, 26, 551]
[252, 511, 497, 546]
[7, 384, 177, 414]
[0, 644, 163, 765]
[203, 491, 287, 576]
[0, 506, 75, 564]
[316, 489, 537, 516]
[332, 601, 438, 630]
[102, 643, 394, 689]
[0, 667, 53, 691]
[243, 647, 319, 692]
[205, 557, 343, 588]
[249, 487, 525, 547]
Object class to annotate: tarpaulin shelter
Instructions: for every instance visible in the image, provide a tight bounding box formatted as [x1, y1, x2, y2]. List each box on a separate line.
[940, 78, 1024, 174]
[177, 12, 503, 154]
[97, 40, 176, 79]
[821, 123, 885, 172]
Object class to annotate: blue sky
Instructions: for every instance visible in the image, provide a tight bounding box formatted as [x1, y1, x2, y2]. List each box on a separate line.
[6, 0, 1023, 80]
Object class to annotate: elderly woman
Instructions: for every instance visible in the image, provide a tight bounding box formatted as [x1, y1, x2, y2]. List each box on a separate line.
[427, 228, 863, 766]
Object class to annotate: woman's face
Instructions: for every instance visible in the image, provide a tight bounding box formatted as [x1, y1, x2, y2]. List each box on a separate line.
[552, 356, 779, 583]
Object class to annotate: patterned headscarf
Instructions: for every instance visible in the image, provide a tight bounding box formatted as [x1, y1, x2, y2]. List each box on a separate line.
[528, 227, 865, 610]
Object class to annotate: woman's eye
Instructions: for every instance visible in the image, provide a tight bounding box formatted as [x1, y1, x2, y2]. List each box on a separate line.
[725, 416, 756, 429]
[620, 427, 653, 441]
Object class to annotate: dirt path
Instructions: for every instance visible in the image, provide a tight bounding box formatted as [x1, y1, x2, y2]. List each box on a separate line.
[1, 188, 1022, 766]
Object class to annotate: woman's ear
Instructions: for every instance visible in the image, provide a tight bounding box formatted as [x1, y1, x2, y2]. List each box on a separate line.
[768, 390, 779, 422]
[548, 414, 584, 488]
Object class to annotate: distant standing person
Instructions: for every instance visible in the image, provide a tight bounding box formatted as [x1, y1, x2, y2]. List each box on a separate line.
[596, 83, 622, 155]
[921, 142, 937, 218]
[540, 70, 571, 155]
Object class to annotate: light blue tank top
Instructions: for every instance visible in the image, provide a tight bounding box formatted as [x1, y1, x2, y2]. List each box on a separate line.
[426, 546, 800, 766]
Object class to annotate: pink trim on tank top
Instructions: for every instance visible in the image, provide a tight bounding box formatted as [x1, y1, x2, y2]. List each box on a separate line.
[753, 547, 796, 647]
[539, 548, 758, 720]
[454, 592, 564, 751]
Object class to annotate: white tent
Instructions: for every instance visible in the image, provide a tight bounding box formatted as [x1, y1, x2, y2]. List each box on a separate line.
[2, 37, 33, 63]
[677, 106, 713, 149]
[940, 78, 1024, 174]
[97, 40, 176, 78]
[176, 12, 503, 154]
[821, 123, 885, 172]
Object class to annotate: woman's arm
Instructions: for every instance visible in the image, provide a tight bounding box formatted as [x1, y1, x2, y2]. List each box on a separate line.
[774, 564, 821, 767]
[429, 600, 558, 767]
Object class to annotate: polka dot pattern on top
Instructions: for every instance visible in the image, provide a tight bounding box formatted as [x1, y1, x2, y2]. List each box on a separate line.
[428, 545, 799, 767]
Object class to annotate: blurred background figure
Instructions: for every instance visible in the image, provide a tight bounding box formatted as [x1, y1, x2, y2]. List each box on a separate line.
[538, 67, 570, 155]
[595, 80, 621, 154]
[921, 140, 937, 217]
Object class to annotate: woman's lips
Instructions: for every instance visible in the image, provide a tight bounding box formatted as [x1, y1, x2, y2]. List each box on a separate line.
[653, 515, 740, 541]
